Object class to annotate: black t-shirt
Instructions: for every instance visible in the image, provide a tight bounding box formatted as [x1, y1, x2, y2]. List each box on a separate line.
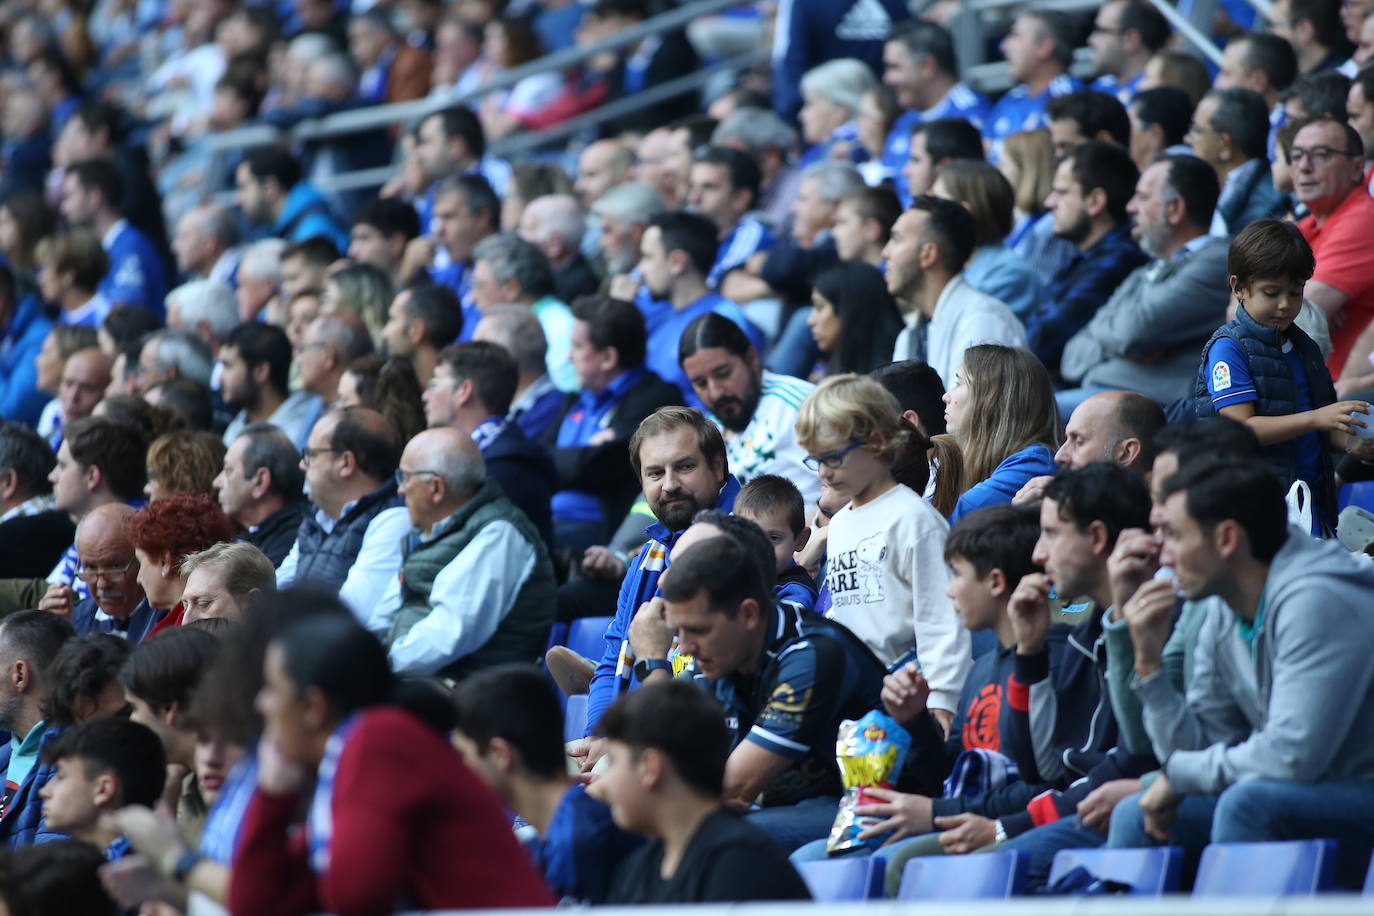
[606, 809, 813, 904]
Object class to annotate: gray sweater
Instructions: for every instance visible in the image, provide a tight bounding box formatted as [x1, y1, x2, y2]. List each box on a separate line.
[1135, 529, 1374, 796]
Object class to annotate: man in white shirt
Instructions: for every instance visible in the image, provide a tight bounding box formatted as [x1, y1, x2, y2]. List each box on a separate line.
[370, 427, 555, 677]
[885, 196, 1027, 387]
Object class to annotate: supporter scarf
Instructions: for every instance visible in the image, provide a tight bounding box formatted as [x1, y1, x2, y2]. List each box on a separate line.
[308, 714, 361, 875]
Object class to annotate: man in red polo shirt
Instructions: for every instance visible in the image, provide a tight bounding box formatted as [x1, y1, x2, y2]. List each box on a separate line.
[1294, 116, 1374, 377]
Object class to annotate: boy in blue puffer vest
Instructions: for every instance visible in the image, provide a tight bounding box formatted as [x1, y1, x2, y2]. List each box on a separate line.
[1194, 219, 1368, 535]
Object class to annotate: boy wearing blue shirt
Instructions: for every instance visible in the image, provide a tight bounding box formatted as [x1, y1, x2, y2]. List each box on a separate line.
[452, 665, 641, 905]
[733, 474, 816, 617]
[1195, 219, 1368, 534]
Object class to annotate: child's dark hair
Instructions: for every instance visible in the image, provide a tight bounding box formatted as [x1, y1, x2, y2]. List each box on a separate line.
[944, 503, 1041, 587]
[1228, 218, 1315, 287]
[42, 718, 167, 809]
[0, 841, 119, 916]
[734, 474, 805, 536]
[453, 665, 566, 780]
[41, 635, 131, 727]
[597, 680, 731, 797]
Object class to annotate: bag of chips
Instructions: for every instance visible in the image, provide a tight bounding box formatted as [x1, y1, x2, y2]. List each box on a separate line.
[826, 709, 912, 854]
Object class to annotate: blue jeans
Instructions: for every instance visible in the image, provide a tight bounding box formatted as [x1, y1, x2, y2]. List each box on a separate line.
[1002, 816, 1108, 891]
[746, 795, 840, 854]
[1109, 779, 1374, 889]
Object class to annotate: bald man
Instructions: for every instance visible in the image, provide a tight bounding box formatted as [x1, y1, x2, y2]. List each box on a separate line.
[367, 427, 556, 679]
[38, 503, 162, 640]
[519, 194, 599, 304]
[56, 348, 111, 447]
[575, 140, 634, 209]
[275, 406, 410, 620]
[1014, 390, 1166, 505]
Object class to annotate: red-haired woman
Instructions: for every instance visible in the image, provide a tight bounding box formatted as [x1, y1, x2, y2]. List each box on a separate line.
[129, 493, 236, 634]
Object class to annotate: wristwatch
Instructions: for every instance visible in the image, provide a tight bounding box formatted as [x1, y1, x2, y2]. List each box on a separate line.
[633, 657, 673, 681]
[172, 848, 203, 882]
[993, 820, 1008, 845]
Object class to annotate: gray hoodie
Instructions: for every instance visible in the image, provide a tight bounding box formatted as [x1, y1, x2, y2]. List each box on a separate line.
[1135, 528, 1374, 796]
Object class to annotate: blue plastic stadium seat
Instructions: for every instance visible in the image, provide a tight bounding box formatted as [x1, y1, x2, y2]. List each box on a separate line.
[1048, 846, 1182, 895]
[1193, 840, 1337, 896]
[563, 694, 588, 744]
[797, 857, 884, 901]
[897, 849, 1028, 900]
[1342, 481, 1374, 513]
[565, 616, 614, 664]
[543, 622, 568, 657]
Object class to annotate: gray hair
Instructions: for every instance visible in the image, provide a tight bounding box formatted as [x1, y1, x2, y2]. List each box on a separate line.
[287, 33, 337, 61]
[472, 233, 555, 301]
[801, 160, 865, 203]
[310, 53, 357, 91]
[234, 422, 304, 499]
[309, 314, 375, 362]
[431, 441, 485, 493]
[238, 238, 287, 283]
[179, 541, 277, 597]
[523, 194, 585, 250]
[476, 304, 547, 377]
[799, 58, 875, 114]
[591, 181, 667, 224]
[712, 107, 796, 154]
[168, 280, 238, 341]
[146, 328, 214, 387]
[190, 202, 240, 249]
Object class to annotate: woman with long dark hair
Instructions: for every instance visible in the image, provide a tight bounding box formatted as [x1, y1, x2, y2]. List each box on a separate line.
[807, 261, 905, 378]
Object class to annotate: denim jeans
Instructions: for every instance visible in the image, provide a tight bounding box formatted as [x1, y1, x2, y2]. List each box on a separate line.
[1109, 779, 1374, 889]
[1001, 816, 1108, 891]
[746, 795, 841, 854]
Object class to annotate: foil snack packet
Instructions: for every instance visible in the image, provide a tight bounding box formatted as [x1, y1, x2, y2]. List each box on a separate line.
[826, 709, 912, 854]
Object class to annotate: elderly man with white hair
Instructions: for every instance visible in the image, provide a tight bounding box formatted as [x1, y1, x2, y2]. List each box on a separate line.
[518, 194, 599, 304]
[171, 203, 241, 286]
[368, 426, 556, 678]
[473, 304, 561, 443]
[798, 58, 876, 167]
[591, 182, 667, 275]
[166, 280, 238, 354]
[470, 233, 576, 391]
[712, 107, 801, 232]
[236, 238, 287, 323]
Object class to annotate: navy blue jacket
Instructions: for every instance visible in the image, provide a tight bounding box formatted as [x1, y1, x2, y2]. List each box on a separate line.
[0, 724, 65, 848]
[71, 597, 165, 643]
[483, 421, 557, 553]
[772, 0, 911, 122]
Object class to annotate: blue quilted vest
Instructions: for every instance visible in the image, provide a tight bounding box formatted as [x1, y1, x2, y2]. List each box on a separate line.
[1193, 304, 1337, 529]
[293, 480, 404, 588]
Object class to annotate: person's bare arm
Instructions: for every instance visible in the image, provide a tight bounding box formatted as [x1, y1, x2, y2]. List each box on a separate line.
[1305, 280, 1349, 325]
[721, 742, 793, 812]
[1219, 399, 1368, 448]
[1339, 319, 1374, 391]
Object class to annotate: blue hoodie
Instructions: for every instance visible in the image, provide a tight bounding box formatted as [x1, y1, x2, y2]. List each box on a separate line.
[585, 475, 742, 734]
[950, 444, 1056, 522]
[272, 182, 350, 252]
[0, 294, 53, 426]
[0, 724, 65, 847]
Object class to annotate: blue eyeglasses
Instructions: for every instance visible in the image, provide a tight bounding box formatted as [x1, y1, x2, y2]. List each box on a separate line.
[803, 440, 864, 471]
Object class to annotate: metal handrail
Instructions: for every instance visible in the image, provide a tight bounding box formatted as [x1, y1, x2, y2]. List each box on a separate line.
[200, 0, 746, 153]
[1144, 0, 1225, 65]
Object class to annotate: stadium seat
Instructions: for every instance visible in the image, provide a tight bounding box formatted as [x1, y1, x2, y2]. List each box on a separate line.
[543, 622, 568, 657]
[1363, 849, 1374, 895]
[1193, 840, 1337, 896]
[1048, 846, 1183, 895]
[565, 616, 614, 663]
[1341, 481, 1374, 513]
[797, 857, 884, 901]
[563, 694, 588, 744]
[896, 849, 1028, 899]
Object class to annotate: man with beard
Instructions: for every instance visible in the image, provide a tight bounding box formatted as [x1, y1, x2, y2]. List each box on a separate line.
[635, 212, 762, 409]
[568, 407, 741, 774]
[678, 313, 819, 505]
[1026, 142, 1149, 381]
[218, 323, 323, 450]
[1058, 155, 1228, 415]
[60, 504, 162, 641]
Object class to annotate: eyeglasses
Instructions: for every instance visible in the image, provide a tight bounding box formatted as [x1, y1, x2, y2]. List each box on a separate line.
[803, 440, 864, 471]
[75, 558, 135, 584]
[1288, 145, 1360, 166]
[395, 468, 442, 487]
[301, 446, 343, 466]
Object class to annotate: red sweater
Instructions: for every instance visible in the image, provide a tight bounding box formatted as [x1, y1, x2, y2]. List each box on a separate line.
[229, 707, 554, 916]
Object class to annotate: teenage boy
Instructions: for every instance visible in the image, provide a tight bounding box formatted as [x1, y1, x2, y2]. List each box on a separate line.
[1195, 218, 1369, 534]
[592, 680, 812, 903]
[452, 665, 642, 904]
[38, 718, 166, 860]
[733, 474, 815, 616]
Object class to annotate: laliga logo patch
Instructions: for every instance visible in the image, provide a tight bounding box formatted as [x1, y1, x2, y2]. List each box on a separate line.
[1212, 361, 1232, 392]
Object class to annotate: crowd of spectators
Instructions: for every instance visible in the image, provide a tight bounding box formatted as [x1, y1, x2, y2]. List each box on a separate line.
[2, 0, 1374, 912]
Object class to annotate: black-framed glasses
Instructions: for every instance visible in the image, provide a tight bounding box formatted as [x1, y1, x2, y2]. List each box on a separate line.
[1289, 145, 1361, 166]
[301, 446, 343, 466]
[395, 468, 442, 487]
[75, 558, 136, 584]
[803, 440, 864, 472]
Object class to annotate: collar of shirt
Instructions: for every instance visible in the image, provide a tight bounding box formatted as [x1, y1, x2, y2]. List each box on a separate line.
[576, 366, 643, 415]
[9, 719, 46, 759]
[62, 292, 109, 327]
[929, 273, 969, 321]
[471, 415, 507, 451]
[101, 219, 129, 250]
[1176, 233, 1211, 260]
[0, 493, 55, 525]
[509, 374, 559, 417]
